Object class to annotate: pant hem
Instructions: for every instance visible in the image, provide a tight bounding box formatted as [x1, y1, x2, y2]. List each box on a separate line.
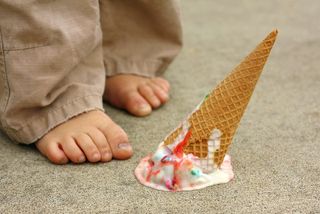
[104, 58, 169, 78]
[6, 94, 104, 144]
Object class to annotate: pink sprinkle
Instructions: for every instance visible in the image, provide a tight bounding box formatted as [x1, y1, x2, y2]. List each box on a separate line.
[165, 179, 173, 190]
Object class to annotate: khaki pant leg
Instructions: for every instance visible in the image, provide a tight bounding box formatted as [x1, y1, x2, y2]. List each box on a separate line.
[99, 0, 183, 77]
[0, 0, 105, 144]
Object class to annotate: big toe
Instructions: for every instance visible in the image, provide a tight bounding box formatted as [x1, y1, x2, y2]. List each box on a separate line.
[100, 124, 133, 160]
[124, 91, 152, 117]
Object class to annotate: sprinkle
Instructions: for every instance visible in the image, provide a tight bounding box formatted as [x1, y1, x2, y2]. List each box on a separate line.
[165, 179, 173, 190]
[173, 130, 192, 158]
[191, 169, 201, 176]
[148, 159, 155, 166]
[161, 155, 172, 163]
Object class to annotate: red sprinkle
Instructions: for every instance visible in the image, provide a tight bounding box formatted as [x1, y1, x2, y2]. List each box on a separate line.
[146, 130, 193, 190]
[173, 130, 192, 158]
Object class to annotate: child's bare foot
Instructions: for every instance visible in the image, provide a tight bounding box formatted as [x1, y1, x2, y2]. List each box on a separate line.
[103, 75, 170, 116]
[35, 110, 133, 164]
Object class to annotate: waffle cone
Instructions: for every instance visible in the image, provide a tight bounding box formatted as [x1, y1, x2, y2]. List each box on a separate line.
[164, 30, 278, 167]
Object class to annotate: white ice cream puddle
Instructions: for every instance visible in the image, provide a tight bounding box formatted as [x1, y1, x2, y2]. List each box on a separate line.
[135, 125, 234, 191]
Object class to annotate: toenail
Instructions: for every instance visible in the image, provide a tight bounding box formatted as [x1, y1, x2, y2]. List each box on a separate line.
[78, 156, 86, 163]
[118, 143, 132, 150]
[92, 153, 100, 160]
[103, 152, 112, 159]
[162, 92, 169, 99]
[138, 104, 151, 112]
[154, 99, 160, 106]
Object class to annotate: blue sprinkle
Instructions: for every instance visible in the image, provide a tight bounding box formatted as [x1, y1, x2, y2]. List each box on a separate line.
[191, 169, 200, 176]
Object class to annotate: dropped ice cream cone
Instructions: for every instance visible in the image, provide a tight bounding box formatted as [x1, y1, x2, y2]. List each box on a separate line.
[135, 30, 278, 191]
[164, 30, 278, 167]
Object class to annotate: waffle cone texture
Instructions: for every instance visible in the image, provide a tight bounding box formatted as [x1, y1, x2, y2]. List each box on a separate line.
[164, 30, 278, 167]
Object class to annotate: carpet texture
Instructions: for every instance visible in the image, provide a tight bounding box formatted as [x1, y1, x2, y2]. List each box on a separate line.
[1, 0, 319, 213]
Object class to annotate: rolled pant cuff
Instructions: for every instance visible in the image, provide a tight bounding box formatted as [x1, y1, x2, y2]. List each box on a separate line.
[104, 58, 169, 78]
[8, 94, 104, 144]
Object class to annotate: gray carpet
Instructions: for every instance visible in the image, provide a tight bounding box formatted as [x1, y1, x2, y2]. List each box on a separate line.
[1, 0, 319, 213]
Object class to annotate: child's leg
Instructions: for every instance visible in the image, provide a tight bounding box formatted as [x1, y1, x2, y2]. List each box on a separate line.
[0, 0, 132, 164]
[99, 0, 183, 116]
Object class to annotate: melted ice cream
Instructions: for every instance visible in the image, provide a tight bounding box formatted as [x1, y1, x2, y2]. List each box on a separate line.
[135, 128, 234, 191]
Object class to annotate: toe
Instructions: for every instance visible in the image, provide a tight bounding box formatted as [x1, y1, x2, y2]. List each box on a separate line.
[148, 82, 169, 104]
[152, 77, 170, 92]
[125, 91, 152, 117]
[99, 124, 133, 160]
[36, 140, 69, 164]
[138, 84, 161, 108]
[60, 137, 86, 163]
[74, 133, 101, 163]
[87, 128, 112, 162]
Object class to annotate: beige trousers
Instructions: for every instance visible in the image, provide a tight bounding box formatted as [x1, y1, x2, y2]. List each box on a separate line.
[0, 0, 182, 144]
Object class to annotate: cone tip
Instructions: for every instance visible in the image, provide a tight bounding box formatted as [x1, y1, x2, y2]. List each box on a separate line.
[271, 29, 278, 36]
